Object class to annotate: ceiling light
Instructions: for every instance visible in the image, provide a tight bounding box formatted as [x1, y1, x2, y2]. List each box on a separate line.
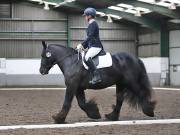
[39, 0, 43, 4]
[109, 14, 122, 20]
[137, 0, 157, 4]
[44, 2, 50, 10]
[108, 6, 124, 11]
[96, 11, 106, 17]
[107, 15, 113, 23]
[168, 3, 176, 9]
[29, 0, 43, 4]
[55, 0, 76, 7]
[125, 9, 137, 14]
[117, 3, 134, 9]
[135, 10, 142, 16]
[66, 0, 76, 2]
[135, 7, 151, 13]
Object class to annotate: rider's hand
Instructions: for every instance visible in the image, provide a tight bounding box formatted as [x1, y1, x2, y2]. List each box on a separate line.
[76, 44, 83, 50]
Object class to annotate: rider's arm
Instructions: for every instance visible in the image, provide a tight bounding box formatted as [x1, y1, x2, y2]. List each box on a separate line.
[82, 22, 96, 49]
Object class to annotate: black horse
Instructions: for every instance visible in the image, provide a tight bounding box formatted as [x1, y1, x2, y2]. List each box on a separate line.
[39, 41, 156, 124]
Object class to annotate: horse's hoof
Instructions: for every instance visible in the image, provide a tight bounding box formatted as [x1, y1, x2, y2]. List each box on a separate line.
[52, 115, 65, 124]
[105, 113, 119, 121]
[85, 99, 101, 119]
[142, 109, 154, 117]
[87, 112, 101, 119]
[142, 102, 155, 117]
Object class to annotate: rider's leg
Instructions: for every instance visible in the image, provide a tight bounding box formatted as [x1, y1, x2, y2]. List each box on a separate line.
[86, 58, 102, 84]
[85, 47, 102, 61]
[85, 47, 102, 84]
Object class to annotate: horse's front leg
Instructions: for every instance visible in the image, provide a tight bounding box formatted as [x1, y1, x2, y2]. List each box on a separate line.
[76, 89, 101, 119]
[52, 86, 75, 124]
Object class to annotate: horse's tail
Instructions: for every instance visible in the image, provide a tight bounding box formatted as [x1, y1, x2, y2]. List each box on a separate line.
[123, 58, 156, 117]
[137, 59, 156, 116]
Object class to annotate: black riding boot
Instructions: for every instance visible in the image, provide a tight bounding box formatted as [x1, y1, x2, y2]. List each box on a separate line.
[86, 58, 102, 84]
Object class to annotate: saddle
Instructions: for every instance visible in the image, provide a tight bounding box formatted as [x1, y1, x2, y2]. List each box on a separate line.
[81, 50, 112, 70]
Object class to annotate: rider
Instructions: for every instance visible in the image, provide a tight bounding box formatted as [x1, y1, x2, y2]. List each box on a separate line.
[77, 7, 103, 85]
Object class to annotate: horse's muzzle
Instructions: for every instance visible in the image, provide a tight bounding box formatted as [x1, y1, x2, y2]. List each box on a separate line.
[39, 68, 48, 75]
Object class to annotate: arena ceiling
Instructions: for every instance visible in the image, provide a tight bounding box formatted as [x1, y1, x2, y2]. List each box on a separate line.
[27, 0, 180, 30]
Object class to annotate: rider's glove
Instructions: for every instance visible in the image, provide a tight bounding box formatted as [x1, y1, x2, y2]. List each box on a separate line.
[76, 44, 83, 50]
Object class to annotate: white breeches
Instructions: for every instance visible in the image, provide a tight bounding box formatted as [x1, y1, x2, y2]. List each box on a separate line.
[85, 47, 102, 61]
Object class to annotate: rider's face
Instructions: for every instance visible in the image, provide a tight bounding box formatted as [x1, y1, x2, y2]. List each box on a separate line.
[84, 15, 91, 22]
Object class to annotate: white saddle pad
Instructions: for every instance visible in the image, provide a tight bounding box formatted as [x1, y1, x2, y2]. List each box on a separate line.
[81, 51, 112, 70]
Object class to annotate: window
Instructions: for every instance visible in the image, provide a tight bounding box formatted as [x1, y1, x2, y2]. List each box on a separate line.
[0, 3, 11, 18]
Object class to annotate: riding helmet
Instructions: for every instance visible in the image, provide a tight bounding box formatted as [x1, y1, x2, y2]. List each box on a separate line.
[83, 7, 96, 17]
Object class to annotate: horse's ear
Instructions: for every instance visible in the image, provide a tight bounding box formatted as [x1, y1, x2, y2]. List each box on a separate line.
[42, 41, 47, 49]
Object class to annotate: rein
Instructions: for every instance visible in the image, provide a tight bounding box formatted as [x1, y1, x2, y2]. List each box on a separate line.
[47, 45, 82, 65]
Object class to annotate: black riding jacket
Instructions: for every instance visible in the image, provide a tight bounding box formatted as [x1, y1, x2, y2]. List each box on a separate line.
[82, 20, 103, 49]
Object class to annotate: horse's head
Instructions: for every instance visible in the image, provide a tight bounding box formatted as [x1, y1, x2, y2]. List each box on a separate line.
[39, 41, 56, 75]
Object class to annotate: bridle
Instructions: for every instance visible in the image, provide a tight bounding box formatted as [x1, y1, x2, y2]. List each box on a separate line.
[43, 47, 80, 68]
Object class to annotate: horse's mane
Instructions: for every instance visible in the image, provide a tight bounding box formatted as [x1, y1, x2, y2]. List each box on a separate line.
[48, 44, 78, 54]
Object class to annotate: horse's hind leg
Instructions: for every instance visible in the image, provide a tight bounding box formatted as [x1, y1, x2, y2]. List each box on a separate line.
[76, 89, 101, 119]
[105, 84, 124, 121]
